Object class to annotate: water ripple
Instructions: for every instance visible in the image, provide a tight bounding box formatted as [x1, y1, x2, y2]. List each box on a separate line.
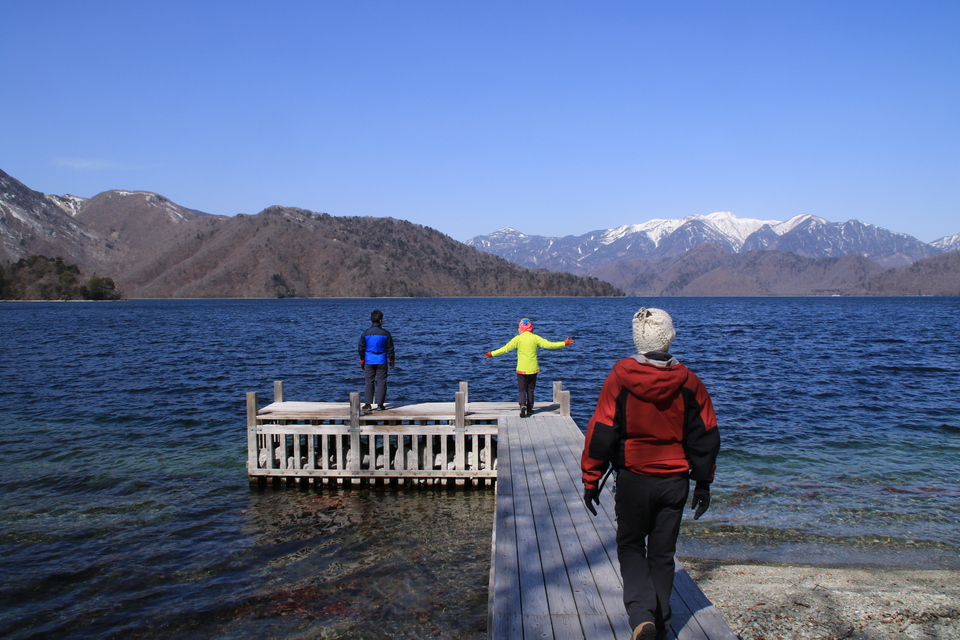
[2, 296, 959, 638]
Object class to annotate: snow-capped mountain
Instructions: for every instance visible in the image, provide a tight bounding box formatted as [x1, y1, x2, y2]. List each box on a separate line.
[932, 233, 960, 252]
[600, 211, 808, 251]
[466, 212, 946, 274]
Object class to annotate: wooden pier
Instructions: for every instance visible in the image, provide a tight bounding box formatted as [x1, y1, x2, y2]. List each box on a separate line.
[246, 380, 569, 486]
[245, 381, 736, 639]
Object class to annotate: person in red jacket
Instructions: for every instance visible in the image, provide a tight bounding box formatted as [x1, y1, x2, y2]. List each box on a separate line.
[580, 307, 720, 640]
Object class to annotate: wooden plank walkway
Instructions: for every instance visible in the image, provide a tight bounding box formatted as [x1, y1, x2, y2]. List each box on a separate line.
[489, 412, 737, 640]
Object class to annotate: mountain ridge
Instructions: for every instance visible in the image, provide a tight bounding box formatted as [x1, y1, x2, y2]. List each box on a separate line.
[467, 211, 953, 274]
[3, 168, 957, 298]
[0, 169, 621, 298]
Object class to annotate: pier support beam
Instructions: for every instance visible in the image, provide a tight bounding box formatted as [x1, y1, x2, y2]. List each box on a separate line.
[246, 392, 259, 481]
[455, 389, 467, 472]
[553, 380, 571, 416]
[349, 392, 361, 471]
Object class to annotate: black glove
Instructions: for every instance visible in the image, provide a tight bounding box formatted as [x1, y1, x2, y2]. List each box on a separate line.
[691, 481, 711, 520]
[583, 487, 600, 516]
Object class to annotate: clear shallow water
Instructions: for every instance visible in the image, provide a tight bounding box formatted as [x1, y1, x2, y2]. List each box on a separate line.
[2, 297, 959, 639]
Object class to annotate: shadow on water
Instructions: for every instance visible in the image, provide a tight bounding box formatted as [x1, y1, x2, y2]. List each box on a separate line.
[1, 481, 494, 640]
[211, 486, 495, 640]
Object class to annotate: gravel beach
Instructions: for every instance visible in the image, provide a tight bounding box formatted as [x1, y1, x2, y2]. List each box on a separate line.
[683, 561, 960, 640]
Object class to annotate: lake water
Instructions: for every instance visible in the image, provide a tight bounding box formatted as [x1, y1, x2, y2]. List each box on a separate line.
[2, 297, 958, 639]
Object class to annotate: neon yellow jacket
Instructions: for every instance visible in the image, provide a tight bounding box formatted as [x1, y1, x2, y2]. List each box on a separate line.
[490, 332, 568, 374]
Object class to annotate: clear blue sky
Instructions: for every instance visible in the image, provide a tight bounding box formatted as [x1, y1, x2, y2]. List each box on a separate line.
[2, 1, 957, 242]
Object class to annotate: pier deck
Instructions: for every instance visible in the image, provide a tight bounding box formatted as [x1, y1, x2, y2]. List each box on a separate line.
[490, 413, 737, 640]
[246, 381, 569, 484]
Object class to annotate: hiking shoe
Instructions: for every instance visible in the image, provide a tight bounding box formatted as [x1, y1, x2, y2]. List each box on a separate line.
[377, 404, 386, 411]
[362, 404, 372, 412]
[519, 406, 527, 418]
[631, 621, 657, 640]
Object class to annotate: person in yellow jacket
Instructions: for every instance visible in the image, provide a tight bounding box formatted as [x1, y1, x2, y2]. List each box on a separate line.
[485, 318, 574, 417]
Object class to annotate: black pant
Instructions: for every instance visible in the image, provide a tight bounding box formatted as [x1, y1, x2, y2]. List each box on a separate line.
[363, 364, 388, 405]
[516, 372, 537, 408]
[615, 470, 689, 633]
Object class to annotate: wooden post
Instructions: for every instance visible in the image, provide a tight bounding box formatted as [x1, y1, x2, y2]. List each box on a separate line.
[459, 380, 469, 406]
[349, 391, 361, 470]
[455, 390, 466, 470]
[246, 392, 258, 474]
[553, 380, 563, 403]
[455, 391, 466, 430]
[267, 434, 277, 470]
[293, 433, 302, 469]
[274, 380, 284, 403]
[560, 390, 571, 417]
[349, 391, 360, 428]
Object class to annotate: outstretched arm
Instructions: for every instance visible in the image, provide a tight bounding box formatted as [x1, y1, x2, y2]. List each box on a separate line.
[487, 335, 519, 358]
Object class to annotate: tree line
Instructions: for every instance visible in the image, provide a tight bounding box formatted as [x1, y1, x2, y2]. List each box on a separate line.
[0, 255, 123, 300]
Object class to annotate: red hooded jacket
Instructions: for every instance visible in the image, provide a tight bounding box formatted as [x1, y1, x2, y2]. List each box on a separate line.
[581, 353, 719, 489]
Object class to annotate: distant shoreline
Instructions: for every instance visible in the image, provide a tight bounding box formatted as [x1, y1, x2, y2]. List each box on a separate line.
[3, 292, 958, 302]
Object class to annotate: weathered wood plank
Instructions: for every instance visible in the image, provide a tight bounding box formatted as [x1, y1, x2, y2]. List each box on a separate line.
[257, 400, 564, 421]
[246, 392, 258, 472]
[578, 614, 618, 640]
[517, 416, 609, 618]
[527, 415, 625, 619]
[549, 613, 585, 640]
[513, 418, 579, 617]
[256, 424, 498, 436]
[522, 614, 553, 639]
[490, 424, 521, 637]
[508, 418, 551, 619]
[672, 564, 738, 640]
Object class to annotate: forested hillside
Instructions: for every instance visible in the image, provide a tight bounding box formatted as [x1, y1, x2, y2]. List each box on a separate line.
[0, 255, 122, 300]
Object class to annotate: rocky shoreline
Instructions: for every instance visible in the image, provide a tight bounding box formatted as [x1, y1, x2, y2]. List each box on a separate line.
[683, 560, 960, 639]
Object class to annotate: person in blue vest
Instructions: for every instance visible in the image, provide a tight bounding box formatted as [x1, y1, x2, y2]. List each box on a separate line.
[358, 309, 396, 411]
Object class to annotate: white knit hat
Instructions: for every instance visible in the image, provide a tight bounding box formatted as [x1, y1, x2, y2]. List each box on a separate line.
[632, 307, 676, 354]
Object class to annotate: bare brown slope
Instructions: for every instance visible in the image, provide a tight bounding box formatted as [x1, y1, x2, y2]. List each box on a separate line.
[117, 206, 623, 298]
[589, 244, 892, 296]
[859, 250, 960, 296]
[76, 190, 215, 270]
[588, 243, 734, 296]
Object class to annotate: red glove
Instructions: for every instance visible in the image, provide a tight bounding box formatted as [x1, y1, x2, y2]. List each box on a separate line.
[359, 360, 365, 370]
[485, 351, 492, 358]
[564, 337, 574, 346]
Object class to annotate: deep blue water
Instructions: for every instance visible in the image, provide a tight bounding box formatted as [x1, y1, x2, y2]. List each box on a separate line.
[2, 297, 958, 639]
